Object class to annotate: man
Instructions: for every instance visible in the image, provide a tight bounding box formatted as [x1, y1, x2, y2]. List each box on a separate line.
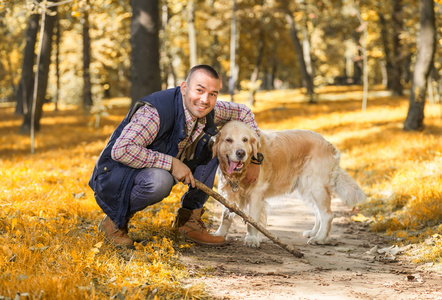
[89, 65, 261, 249]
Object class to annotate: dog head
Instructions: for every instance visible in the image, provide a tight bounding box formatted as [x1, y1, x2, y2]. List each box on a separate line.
[212, 121, 260, 175]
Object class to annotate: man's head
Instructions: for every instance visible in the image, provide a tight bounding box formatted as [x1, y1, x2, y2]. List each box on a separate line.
[181, 65, 220, 120]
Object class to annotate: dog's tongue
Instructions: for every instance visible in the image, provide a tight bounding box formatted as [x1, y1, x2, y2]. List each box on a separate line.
[227, 161, 241, 174]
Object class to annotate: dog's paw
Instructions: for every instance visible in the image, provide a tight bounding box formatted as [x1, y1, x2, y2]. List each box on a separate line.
[303, 230, 318, 238]
[307, 236, 328, 245]
[244, 235, 260, 248]
[213, 225, 230, 237]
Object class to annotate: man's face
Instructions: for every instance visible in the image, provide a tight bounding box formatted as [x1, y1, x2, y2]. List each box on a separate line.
[181, 71, 220, 120]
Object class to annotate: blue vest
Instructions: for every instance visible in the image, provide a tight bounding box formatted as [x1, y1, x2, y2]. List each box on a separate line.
[89, 87, 218, 227]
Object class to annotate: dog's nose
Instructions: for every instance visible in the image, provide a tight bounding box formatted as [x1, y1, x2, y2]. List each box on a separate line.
[236, 149, 246, 159]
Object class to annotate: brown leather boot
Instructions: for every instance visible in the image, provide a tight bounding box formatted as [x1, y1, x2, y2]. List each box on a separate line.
[175, 208, 226, 246]
[98, 215, 134, 249]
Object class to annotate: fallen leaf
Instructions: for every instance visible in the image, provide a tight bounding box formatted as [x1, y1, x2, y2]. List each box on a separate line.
[351, 213, 369, 222]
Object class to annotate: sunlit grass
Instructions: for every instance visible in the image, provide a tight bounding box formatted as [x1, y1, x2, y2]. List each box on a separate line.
[1, 86, 441, 298]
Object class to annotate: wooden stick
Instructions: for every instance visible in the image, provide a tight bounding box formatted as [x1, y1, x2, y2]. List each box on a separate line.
[195, 180, 304, 258]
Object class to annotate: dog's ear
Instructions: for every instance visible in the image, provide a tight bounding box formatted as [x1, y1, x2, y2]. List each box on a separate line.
[210, 135, 219, 159]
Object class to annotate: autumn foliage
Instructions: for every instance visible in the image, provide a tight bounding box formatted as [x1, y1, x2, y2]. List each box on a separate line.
[1, 87, 441, 299]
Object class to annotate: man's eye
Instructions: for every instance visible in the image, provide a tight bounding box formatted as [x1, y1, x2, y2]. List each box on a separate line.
[242, 137, 248, 143]
[226, 138, 233, 143]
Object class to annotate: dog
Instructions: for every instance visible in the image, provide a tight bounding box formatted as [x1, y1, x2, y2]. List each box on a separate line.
[211, 121, 365, 247]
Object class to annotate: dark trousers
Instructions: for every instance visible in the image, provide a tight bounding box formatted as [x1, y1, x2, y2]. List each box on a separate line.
[128, 157, 219, 214]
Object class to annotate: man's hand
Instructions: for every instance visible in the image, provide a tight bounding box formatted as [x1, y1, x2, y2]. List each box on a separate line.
[242, 163, 260, 185]
[171, 157, 196, 188]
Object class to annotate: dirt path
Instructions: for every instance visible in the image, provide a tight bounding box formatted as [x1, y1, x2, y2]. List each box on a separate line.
[180, 199, 442, 299]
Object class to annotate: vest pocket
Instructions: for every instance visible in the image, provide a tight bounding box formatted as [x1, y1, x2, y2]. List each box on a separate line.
[94, 162, 126, 205]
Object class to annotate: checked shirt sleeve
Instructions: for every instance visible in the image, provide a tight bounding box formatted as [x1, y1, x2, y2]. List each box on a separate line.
[111, 105, 173, 170]
[214, 101, 260, 136]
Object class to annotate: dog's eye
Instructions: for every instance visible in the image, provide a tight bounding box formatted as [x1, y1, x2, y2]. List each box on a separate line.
[242, 137, 248, 143]
[226, 138, 233, 143]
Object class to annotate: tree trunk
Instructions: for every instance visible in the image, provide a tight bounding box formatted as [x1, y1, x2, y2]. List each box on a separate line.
[248, 33, 264, 107]
[391, 0, 403, 96]
[378, 12, 394, 89]
[20, 3, 56, 134]
[130, 0, 161, 105]
[15, 13, 39, 116]
[83, 8, 93, 111]
[54, 13, 60, 111]
[188, 0, 197, 67]
[229, 0, 237, 102]
[284, 10, 315, 102]
[403, 0, 436, 131]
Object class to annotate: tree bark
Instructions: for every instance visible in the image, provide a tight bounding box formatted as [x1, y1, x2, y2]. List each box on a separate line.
[378, 12, 394, 89]
[248, 32, 264, 107]
[284, 10, 315, 102]
[20, 2, 56, 134]
[15, 13, 39, 116]
[54, 13, 60, 111]
[391, 0, 404, 96]
[83, 8, 93, 110]
[229, 0, 237, 102]
[188, 0, 197, 67]
[403, 0, 436, 131]
[130, 0, 161, 105]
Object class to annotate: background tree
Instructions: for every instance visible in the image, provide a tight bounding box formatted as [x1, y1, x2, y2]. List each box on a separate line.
[19, 1, 57, 134]
[130, 0, 161, 105]
[403, 0, 436, 131]
[15, 10, 39, 116]
[82, 2, 92, 111]
[281, 1, 315, 102]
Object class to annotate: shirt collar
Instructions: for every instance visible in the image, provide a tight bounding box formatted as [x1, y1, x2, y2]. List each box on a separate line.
[182, 101, 206, 130]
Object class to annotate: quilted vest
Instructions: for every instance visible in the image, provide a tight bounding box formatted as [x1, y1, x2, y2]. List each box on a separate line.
[88, 86, 218, 227]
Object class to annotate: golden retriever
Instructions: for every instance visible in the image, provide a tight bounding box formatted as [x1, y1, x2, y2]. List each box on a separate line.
[211, 121, 365, 247]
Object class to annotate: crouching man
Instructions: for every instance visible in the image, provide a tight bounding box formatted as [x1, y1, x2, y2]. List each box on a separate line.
[89, 65, 260, 248]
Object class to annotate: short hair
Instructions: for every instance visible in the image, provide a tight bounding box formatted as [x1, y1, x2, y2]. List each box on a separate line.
[186, 65, 219, 83]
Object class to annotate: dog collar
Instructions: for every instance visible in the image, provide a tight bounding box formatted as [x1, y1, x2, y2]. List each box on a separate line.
[251, 153, 264, 165]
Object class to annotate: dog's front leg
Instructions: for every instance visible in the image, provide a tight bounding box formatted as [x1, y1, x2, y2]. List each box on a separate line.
[214, 206, 235, 238]
[244, 195, 265, 248]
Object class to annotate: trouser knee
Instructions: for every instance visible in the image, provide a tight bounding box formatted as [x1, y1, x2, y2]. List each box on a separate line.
[129, 168, 174, 213]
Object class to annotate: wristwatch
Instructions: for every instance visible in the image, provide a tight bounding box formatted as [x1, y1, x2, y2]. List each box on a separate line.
[251, 153, 264, 165]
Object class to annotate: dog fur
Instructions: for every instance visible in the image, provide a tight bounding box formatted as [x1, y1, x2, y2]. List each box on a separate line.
[211, 121, 365, 247]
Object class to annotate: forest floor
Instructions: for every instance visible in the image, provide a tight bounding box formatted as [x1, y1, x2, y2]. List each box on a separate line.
[179, 199, 442, 300]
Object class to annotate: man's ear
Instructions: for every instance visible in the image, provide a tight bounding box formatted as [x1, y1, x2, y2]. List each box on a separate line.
[180, 81, 187, 95]
[210, 135, 219, 159]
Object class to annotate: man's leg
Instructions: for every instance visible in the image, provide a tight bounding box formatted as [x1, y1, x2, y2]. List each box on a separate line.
[176, 157, 225, 245]
[100, 168, 174, 248]
[129, 168, 175, 214]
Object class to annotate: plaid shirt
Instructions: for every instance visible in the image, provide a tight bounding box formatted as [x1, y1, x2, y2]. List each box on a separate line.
[111, 100, 259, 171]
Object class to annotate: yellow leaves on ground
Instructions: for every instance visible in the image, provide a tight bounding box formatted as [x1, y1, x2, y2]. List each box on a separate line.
[0, 86, 441, 298]
[351, 213, 370, 223]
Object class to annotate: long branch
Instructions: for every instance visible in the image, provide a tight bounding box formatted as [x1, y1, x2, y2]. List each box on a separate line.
[195, 180, 304, 258]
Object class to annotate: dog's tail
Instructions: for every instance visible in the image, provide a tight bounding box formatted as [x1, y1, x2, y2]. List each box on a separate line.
[333, 168, 366, 205]
[330, 148, 365, 206]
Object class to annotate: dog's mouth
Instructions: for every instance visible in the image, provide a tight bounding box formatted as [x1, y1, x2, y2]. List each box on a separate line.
[226, 156, 244, 174]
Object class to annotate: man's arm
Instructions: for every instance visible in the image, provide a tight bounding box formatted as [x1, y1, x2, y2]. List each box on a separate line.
[111, 105, 173, 170]
[213, 101, 260, 136]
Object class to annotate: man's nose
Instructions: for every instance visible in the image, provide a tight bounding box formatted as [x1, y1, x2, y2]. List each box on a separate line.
[200, 92, 209, 103]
